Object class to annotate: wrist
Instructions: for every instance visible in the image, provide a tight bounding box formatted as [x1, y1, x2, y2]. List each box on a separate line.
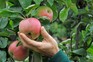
[50, 47, 60, 57]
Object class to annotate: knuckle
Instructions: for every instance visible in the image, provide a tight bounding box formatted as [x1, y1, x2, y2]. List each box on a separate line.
[23, 44, 27, 47]
[37, 45, 42, 50]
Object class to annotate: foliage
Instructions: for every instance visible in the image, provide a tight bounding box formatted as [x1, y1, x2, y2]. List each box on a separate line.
[0, 0, 93, 62]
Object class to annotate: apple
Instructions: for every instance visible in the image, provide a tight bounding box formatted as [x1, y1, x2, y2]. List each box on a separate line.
[36, 6, 53, 22]
[19, 18, 41, 39]
[8, 41, 29, 61]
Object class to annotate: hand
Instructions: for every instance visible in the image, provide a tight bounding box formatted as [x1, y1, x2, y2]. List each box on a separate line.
[18, 26, 59, 57]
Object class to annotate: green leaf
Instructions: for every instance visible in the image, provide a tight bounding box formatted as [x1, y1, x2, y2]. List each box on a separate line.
[85, 6, 89, 11]
[87, 44, 93, 61]
[79, 57, 87, 62]
[25, 4, 39, 12]
[59, 7, 69, 22]
[18, 0, 32, 9]
[56, 0, 64, 6]
[25, 4, 39, 16]
[39, 18, 50, 26]
[9, 20, 14, 30]
[66, 0, 72, 5]
[47, 0, 54, 6]
[64, 0, 78, 15]
[32, 52, 42, 62]
[0, 29, 16, 37]
[0, 31, 9, 37]
[73, 48, 87, 56]
[59, 39, 71, 45]
[6, 1, 14, 9]
[87, 44, 93, 55]
[47, 3, 58, 21]
[0, 0, 6, 9]
[33, 0, 43, 5]
[0, 9, 21, 18]
[0, 37, 8, 48]
[0, 50, 6, 62]
[64, 0, 72, 7]
[70, 3, 78, 15]
[86, 22, 93, 33]
[0, 17, 8, 29]
[10, 7, 22, 12]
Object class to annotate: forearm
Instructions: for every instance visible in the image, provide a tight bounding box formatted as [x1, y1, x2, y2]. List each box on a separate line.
[48, 50, 70, 62]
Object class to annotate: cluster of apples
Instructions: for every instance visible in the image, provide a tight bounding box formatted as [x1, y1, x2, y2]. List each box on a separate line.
[8, 6, 53, 61]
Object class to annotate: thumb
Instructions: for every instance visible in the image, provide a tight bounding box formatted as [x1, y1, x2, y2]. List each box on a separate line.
[41, 26, 53, 41]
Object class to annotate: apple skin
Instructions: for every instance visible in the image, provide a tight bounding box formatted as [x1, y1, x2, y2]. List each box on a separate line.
[19, 18, 41, 39]
[36, 6, 53, 22]
[8, 41, 29, 61]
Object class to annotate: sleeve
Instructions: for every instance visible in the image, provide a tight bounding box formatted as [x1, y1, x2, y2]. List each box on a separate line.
[48, 50, 70, 62]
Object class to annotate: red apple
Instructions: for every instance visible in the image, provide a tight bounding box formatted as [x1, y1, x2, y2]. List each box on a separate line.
[36, 6, 53, 22]
[19, 18, 41, 39]
[8, 41, 29, 61]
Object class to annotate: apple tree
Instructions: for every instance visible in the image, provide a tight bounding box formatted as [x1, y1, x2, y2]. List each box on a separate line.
[0, 0, 93, 62]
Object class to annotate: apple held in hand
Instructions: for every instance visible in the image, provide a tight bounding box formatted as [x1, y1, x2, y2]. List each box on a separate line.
[19, 18, 41, 39]
[8, 41, 29, 61]
[36, 6, 53, 22]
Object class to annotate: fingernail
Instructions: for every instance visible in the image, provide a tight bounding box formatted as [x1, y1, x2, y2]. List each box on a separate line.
[41, 26, 45, 30]
[17, 32, 19, 34]
[20, 33, 23, 36]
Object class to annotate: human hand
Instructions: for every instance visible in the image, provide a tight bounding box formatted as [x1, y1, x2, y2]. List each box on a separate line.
[18, 26, 59, 57]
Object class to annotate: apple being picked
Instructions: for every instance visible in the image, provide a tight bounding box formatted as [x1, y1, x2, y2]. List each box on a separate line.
[19, 18, 41, 39]
[8, 40, 29, 61]
[36, 6, 53, 22]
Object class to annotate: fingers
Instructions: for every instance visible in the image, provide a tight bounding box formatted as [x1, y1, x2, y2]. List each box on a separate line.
[18, 32, 42, 47]
[18, 32, 44, 53]
[18, 32, 26, 46]
[41, 26, 53, 41]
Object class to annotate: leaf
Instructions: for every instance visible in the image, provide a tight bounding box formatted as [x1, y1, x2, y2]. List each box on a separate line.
[32, 52, 42, 62]
[25, 4, 39, 12]
[70, 3, 78, 15]
[56, 0, 64, 6]
[66, 0, 72, 5]
[48, 4, 58, 21]
[60, 39, 71, 45]
[0, 17, 8, 29]
[87, 44, 93, 55]
[0, 37, 8, 48]
[0, 31, 9, 37]
[86, 22, 93, 33]
[0, 0, 6, 9]
[33, 0, 43, 5]
[64, 0, 78, 15]
[10, 7, 22, 12]
[0, 50, 6, 62]
[85, 6, 89, 11]
[47, 0, 54, 6]
[0, 29, 16, 37]
[18, 0, 32, 9]
[25, 4, 39, 16]
[87, 45, 93, 61]
[73, 48, 87, 56]
[79, 57, 87, 62]
[64, 0, 72, 7]
[59, 7, 69, 22]
[6, 1, 14, 9]
[9, 20, 14, 30]
[0, 9, 21, 18]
